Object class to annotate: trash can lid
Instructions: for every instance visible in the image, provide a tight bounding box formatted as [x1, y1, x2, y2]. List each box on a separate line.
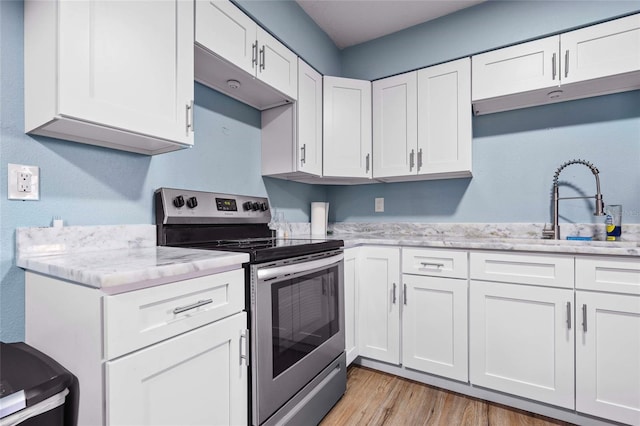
[0, 342, 73, 418]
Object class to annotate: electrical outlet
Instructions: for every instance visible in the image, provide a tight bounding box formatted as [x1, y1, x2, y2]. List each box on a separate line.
[8, 164, 40, 200]
[375, 197, 384, 213]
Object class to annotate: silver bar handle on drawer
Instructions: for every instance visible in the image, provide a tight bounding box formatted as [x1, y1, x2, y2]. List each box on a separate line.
[566, 301, 571, 329]
[365, 153, 370, 173]
[582, 304, 587, 332]
[301, 144, 306, 165]
[173, 298, 213, 315]
[420, 262, 444, 269]
[185, 100, 194, 135]
[409, 149, 415, 171]
[252, 41, 258, 68]
[260, 46, 266, 71]
[239, 329, 249, 366]
[564, 50, 569, 78]
[552, 53, 557, 80]
[417, 148, 423, 171]
[392, 283, 397, 304]
[403, 283, 407, 305]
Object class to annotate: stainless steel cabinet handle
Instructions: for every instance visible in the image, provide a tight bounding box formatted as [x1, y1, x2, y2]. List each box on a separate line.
[582, 304, 587, 332]
[409, 149, 415, 171]
[417, 148, 423, 171]
[365, 153, 370, 173]
[392, 283, 397, 304]
[185, 100, 194, 135]
[552, 52, 557, 80]
[566, 301, 571, 329]
[564, 50, 569, 78]
[301, 144, 306, 165]
[173, 298, 212, 315]
[239, 329, 249, 366]
[420, 262, 444, 269]
[403, 283, 407, 305]
[252, 41, 258, 68]
[260, 45, 266, 71]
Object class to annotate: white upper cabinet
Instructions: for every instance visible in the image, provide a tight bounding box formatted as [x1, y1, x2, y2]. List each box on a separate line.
[323, 76, 372, 180]
[373, 58, 472, 181]
[372, 72, 418, 178]
[472, 13, 640, 114]
[195, 0, 298, 110]
[262, 58, 322, 180]
[24, 0, 194, 155]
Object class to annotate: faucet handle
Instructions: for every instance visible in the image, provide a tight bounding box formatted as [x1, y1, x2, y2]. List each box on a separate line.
[542, 224, 556, 239]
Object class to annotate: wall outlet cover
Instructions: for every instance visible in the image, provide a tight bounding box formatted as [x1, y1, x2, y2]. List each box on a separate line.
[375, 197, 384, 213]
[8, 163, 40, 200]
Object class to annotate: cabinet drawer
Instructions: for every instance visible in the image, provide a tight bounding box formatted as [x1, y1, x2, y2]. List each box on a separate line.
[470, 252, 573, 288]
[576, 257, 640, 295]
[104, 269, 245, 360]
[402, 248, 467, 279]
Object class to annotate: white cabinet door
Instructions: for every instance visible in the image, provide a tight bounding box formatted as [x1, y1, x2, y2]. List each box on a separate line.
[469, 281, 574, 409]
[257, 27, 298, 100]
[417, 58, 472, 177]
[323, 76, 372, 179]
[472, 36, 559, 101]
[576, 291, 640, 425]
[194, 0, 255, 75]
[344, 248, 359, 366]
[58, 0, 194, 146]
[372, 72, 417, 178]
[298, 59, 323, 176]
[106, 313, 248, 426]
[562, 13, 640, 85]
[358, 247, 400, 364]
[403, 275, 468, 382]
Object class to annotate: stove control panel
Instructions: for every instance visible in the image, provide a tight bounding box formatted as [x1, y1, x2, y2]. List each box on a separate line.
[156, 188, 271, 224]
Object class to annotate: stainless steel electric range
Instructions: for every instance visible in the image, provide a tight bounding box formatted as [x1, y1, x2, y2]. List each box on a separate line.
[155, 188, 346, 426]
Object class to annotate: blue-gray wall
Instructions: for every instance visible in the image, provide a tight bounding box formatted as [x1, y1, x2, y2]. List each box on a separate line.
[1, 0, 639, 342]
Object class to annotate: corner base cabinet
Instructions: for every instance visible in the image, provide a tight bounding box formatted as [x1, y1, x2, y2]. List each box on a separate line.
[25, 270, 248, 426]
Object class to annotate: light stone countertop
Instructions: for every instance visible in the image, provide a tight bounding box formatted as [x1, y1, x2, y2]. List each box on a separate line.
[16, 225, 249, 294]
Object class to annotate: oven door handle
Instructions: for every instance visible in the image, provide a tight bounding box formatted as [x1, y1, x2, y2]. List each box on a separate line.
[257, 253, 344, 281]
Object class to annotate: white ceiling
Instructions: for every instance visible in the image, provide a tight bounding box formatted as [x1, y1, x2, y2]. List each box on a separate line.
[296, 0, 486, 49]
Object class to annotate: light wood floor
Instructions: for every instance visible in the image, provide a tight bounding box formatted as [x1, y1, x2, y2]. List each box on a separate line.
[320, 365, 574, 426]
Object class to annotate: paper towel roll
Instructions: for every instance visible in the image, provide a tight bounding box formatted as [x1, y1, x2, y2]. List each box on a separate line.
[311, 202, 329, 236]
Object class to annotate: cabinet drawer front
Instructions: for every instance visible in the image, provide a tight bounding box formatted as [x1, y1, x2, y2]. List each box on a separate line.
[470, 252, 573, 288]
[105, 269, 244, 360]
[576, 257, 640, 295]
[402, 248, 467, 278]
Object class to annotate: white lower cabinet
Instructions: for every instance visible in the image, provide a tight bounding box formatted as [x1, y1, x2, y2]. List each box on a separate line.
[357, 246, 401, 364]
[106, 313, 247, 426]
[344, 247, 359, 365]
[469, 281, 575, 409]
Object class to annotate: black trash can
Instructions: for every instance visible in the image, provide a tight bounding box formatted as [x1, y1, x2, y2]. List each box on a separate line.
[0, 342, 77, 426]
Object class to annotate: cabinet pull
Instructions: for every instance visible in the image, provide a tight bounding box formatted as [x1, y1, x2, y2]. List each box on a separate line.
[582, 303, 587, 332]
[252, 41, 258, 68]
[552, 52, 557, 80]
[260, 45, 266, 71]
[403, 283, 407, 305]
[420, 262, 444, 269]
[172, 298, 213, 315]
[564, 50, 569, 78]
[301, 144, 306, 165]
[392, 283, 397, 304]
[417, 148, 423, 171]
[185, 101, 194, 135]
[365, 153, 370, 173]
[566, 301, 571, 329]
[409, 149, 415, 171]
[239, 329, 249, 366]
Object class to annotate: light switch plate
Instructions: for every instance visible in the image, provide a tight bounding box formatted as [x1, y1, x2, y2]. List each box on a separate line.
[375, 197, 384, 213]
[8, 163, 40, 200]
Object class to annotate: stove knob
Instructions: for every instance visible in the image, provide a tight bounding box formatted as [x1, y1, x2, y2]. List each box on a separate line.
[243, 201, 253, 211]
[260, 202, 269, 211]
[186, 197, 198, 209]
[173, 195, 185, 208]
[252, 202, 260, 211]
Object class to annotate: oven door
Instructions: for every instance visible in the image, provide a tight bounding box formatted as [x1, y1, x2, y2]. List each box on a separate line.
[251, 251, 345, 425]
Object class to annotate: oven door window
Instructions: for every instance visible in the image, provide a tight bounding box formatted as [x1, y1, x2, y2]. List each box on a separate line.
[271, 265, 340, 378]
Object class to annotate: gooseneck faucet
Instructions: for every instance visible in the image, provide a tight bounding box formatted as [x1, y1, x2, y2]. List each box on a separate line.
[542, 159, 605, 240]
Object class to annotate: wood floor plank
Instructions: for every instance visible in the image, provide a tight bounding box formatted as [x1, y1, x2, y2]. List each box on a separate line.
[320, 366, 574, 426]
